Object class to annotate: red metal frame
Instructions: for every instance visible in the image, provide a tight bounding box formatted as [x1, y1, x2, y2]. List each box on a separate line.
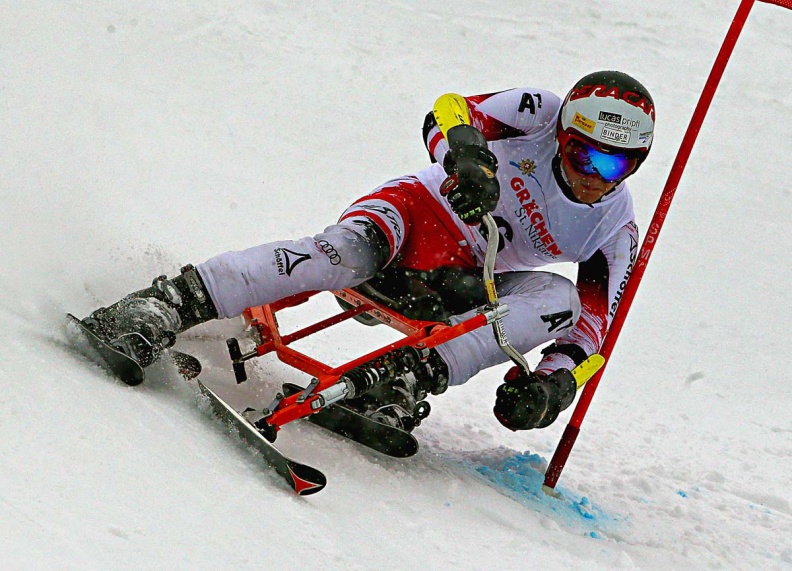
[241, 288, 490, 431]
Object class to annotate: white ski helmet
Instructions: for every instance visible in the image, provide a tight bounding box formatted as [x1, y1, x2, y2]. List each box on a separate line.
[558, 70, 655, 178]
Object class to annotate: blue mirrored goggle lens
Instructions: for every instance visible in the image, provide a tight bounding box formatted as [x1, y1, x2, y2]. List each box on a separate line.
[564, 140, 637, 182]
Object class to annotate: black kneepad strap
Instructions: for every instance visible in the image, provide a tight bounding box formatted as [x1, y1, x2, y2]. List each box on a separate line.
[541, 342, 588, 367]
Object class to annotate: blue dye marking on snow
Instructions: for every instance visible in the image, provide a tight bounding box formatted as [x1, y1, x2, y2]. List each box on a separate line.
[575, 496, 595, 519]
[677, 490, 688, 498]
[748, 503, 774, 515]
[464, 450, 623, 537]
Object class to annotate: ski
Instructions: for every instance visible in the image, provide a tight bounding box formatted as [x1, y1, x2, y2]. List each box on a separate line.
[282, 383, 419, 458]
[68, 313, 202, 383]
[197, 380, 326, 496]
[67, 313, 146, 386]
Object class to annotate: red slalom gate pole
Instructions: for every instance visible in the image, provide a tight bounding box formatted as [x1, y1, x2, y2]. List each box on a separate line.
[543, 0, 760, 493]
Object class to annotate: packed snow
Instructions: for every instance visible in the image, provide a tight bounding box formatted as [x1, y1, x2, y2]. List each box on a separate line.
[2, 1, 791, 569]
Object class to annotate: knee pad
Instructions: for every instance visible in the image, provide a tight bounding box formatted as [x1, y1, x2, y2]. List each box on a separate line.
[314, 222, 388, 277]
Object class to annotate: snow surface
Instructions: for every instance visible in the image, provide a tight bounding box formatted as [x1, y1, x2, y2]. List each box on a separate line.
[2, 1, 791, 569]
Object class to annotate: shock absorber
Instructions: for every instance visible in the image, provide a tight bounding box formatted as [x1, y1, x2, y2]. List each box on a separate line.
[309, 346, 423, 410]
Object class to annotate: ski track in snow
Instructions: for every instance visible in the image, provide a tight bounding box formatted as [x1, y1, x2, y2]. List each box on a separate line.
[2, 1, 792, 569]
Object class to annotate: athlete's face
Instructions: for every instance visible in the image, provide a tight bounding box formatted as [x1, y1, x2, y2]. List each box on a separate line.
[560, 159, 619, 204]
[557, 132, 640, 203]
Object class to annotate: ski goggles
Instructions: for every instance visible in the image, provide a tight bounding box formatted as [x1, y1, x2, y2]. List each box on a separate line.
[559, 132, 639, 183]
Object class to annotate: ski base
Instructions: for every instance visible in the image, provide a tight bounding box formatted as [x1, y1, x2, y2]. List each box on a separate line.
[283, 383, 419, 458]
[197, 380, 326, 496]
[67, 313, 146, 386]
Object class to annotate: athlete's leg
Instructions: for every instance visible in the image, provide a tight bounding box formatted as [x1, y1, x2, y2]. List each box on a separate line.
[197, 222, 387, 319]
[435, 271, 582, 386]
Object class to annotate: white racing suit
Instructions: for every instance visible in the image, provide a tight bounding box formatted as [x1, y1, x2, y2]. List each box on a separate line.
[197, 87, 638, 386]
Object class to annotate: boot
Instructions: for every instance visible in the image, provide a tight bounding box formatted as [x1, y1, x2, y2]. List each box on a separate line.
[82, 265, 218, 367]
[347, 349, 449, 432]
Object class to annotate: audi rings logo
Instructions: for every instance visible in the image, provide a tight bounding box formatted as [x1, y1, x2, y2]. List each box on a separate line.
[317, 240, 341, 265]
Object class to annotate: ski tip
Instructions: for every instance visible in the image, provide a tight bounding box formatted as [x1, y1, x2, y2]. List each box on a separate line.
[197, 380, 327, 496]
[287, 462, 327, 496]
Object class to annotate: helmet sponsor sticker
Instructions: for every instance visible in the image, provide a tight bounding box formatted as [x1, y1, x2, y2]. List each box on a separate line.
[572, 112, 595, 134]
[598, 110, 641, 130]
[598, 111, 622, 123]
[619, 117, 641, 129]
[601, 126, 631, 145]
[569, 84, 655, 121]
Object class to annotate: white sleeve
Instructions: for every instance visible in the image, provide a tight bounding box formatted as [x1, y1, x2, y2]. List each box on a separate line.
[423, 87, 562, 165]
[467, 87, 562, 138]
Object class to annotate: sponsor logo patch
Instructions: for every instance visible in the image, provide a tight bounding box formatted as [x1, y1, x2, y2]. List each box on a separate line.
[274, 248, 311, 276]
[510, 177, 562, 258]
[514, 158, 537, 176]
[601, 126, 631, 145]
[598, 111, 622, 123]
[572, 112, 595, 134]
[316, 240, 341, 265]
[541, 310, 574, 333]
[620, 117, 641, 129]
[610, 223, 639, 318]
[569, 84, 655, 121]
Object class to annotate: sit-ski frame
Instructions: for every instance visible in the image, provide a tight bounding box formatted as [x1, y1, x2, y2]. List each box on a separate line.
[231, 287, 508, 435]
[225, 215, 531, 440]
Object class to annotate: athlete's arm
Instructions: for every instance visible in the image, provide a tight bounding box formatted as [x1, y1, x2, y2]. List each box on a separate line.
[423, 88, 562, 164]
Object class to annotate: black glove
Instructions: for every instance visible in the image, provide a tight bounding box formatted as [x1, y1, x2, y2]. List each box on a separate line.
[439, 125, 499, 224]
[493, 366, 577, 431]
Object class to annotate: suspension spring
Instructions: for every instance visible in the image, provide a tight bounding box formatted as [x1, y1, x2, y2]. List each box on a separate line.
[342, 346, 423, 399]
